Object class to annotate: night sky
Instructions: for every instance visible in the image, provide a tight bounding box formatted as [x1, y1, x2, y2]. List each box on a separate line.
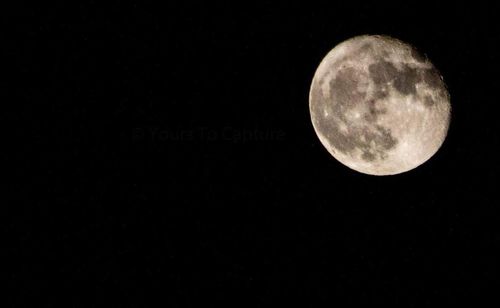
[8, 2, 500, 307]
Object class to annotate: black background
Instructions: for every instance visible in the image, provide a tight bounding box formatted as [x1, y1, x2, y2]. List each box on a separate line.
[8, 1, 500, 307]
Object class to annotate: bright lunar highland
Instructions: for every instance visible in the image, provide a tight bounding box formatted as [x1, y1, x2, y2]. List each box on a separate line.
[309, 35, 451, 175]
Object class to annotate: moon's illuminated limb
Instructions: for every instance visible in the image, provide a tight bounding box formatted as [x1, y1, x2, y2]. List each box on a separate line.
[309, 35, 451, 175]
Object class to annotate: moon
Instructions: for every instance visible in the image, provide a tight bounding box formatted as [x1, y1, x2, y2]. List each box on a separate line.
[309, 35, 451, 175]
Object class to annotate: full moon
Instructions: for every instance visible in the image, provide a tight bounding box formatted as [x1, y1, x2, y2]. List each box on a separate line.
[309, 35, 451, 175]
